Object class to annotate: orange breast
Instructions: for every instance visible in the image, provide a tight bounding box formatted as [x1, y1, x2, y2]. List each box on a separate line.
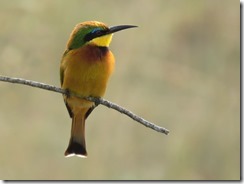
[61, 44, 115, 98]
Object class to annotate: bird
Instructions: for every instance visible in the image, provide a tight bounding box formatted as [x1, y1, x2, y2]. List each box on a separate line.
[60, 21, 137, 158]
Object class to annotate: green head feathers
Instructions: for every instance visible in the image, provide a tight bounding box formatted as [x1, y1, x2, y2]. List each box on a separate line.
[67, 21, 108, 50]
[66, 21, 137, 50]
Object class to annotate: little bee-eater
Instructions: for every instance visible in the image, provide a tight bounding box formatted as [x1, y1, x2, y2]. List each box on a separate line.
[60, 21, 136, 158]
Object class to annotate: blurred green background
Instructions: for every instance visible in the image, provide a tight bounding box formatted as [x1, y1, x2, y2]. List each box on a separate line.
[0, 0, 240, 180]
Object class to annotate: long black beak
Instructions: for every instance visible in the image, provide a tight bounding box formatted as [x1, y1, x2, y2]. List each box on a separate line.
[107, 25, 138, 34]
[85, 25, 137, 42]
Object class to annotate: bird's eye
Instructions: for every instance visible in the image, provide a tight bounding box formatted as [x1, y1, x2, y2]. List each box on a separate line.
[91, 28, 102, 34]
[84, 28, 106, 42]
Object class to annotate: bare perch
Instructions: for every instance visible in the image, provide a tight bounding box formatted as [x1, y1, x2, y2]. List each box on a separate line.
[0, 75, 169, 135]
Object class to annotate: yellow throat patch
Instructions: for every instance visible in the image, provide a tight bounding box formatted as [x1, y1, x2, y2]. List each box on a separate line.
[89, 34, 113, 47]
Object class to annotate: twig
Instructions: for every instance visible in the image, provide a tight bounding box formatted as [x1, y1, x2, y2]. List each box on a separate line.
[0, 75, 169, 135]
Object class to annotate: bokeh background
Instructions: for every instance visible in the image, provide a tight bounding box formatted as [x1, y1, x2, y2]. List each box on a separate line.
[0, 0, 240, 180]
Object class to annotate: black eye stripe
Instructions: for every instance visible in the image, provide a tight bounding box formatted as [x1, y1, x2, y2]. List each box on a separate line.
[94, 29, 107, 37]
[84, 29, 108, 42]
[84, 33, 93, 42]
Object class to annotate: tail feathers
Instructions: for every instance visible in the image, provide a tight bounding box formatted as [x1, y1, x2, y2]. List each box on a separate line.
[65, 110, 88, 158]
[65, 139, 87, 158]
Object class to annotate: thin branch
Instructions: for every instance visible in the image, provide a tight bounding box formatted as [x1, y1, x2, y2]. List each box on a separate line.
[0, 75, 169, 135]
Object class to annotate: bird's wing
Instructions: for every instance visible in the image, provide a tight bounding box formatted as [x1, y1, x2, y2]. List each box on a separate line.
[60, 50, 69, 86]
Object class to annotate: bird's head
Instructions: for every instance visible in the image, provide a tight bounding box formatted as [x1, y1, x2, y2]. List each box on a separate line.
[67, 21, 137, 50]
